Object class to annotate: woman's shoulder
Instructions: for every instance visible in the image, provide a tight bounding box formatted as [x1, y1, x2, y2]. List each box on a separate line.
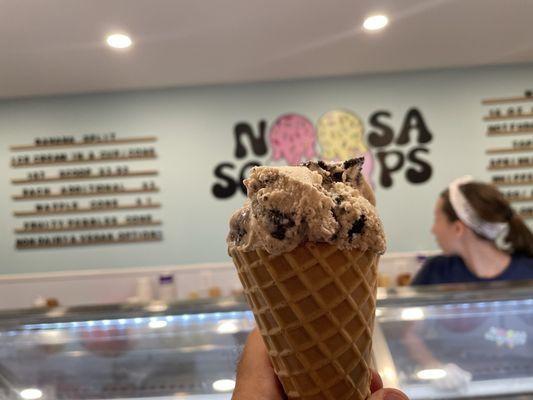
[424, 254, 464, 268]
[412, 254, 466, 285]
[494, 252, 533, 281]
[510, 253, 533, 270]
[512, 252, 533, 260]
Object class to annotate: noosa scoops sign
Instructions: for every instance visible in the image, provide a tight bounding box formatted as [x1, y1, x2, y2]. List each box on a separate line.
[212, 108, 433, 199]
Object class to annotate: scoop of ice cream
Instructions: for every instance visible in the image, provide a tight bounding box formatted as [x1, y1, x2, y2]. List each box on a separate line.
[227, 157, 386, 255]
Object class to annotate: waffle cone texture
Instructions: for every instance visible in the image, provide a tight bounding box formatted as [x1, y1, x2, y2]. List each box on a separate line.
[230, 242, 378, 400]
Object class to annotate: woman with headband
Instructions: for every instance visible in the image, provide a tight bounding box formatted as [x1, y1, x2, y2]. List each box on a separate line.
[398, 177, 533, 392]
[413, 176, 533, 285]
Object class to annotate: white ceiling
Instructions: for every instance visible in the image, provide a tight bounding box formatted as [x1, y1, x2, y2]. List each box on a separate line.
[1, 0, 533, 99]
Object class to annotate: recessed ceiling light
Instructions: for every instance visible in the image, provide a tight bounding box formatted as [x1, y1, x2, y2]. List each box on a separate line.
[106, 33, 132, 49]
[363, 15, 389, 31]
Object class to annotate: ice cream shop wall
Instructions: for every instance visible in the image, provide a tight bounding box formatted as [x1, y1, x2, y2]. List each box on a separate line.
[0, 63, 532, 274]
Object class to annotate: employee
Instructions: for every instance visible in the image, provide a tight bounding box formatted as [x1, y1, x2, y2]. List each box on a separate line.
[413, 176, 533, 285]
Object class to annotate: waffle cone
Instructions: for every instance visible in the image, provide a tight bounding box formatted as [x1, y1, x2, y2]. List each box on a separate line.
[230, 242, 378, 400]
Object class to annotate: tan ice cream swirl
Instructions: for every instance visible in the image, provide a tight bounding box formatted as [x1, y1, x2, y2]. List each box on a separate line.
[227, 157, 386, 256]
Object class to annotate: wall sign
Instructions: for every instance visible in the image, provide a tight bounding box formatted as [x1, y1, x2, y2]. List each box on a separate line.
[212, 107, 434, 199]
[10, 133, 163, 249]
[483, 91, 533, 220]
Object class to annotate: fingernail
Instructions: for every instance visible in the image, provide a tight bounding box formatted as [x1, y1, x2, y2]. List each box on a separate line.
[383, 388, 409, 400]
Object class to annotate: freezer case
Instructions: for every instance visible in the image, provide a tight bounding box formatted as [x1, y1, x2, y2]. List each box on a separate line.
[0, 298, 255, 400]
[373, 281, 533, 400]
[2, 281, 533, 400]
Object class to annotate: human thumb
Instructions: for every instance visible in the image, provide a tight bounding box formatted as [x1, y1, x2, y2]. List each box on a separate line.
[370, 388, 409, 400]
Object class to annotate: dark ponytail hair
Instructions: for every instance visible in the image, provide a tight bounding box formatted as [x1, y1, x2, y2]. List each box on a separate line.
[507, 213, 533, 257]
[440, 182, 533, 257]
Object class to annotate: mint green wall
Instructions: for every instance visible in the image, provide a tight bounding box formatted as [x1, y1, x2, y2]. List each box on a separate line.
[1, 64, 531, 274]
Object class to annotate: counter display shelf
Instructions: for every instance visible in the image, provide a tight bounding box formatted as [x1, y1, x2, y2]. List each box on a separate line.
[374, 281, 533, 399]
[1, 281, 533, 399]
[0, 299, 253, 400]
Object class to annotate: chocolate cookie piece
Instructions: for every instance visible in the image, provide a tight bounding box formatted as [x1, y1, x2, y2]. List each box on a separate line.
[268, 209, 295, 240]
[303, 157, 365, 189]
[334, 195, 345, 205]
[332, 171, 343, 182]
[343, 158, 364, 170]
[348, 215, 366, 238]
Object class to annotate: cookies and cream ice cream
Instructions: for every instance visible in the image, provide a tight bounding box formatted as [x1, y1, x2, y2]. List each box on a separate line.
[227, 157, 386, 256]
[228, 157, 385, 400]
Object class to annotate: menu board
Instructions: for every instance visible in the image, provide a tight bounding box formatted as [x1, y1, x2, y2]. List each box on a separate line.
[10, 133, 163, 249]
[482, 91, 533, 221]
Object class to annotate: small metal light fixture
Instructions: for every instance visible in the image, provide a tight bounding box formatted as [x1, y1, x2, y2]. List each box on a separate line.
[363, 15, 389, 31]
[106, 33, 133, 49]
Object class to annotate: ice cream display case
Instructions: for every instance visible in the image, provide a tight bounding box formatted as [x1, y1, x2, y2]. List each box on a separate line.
[1, 281, 533, 400]
[373, 280, 533, 400]
[0, 298, 254, 400]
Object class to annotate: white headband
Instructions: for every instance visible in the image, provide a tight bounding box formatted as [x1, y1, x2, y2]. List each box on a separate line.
[448, 176, 509, 242]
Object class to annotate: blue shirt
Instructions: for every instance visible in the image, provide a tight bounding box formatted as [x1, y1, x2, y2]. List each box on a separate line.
[412, 253, 533, 285]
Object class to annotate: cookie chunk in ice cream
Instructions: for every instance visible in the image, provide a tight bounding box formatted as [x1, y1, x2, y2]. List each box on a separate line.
[227, 157, 386, 256]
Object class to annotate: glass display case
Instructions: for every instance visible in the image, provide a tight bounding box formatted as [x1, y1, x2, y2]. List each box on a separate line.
[374, 281, 533, 400]
[0, 299, 254, 400]
[1, 281, 533, 400]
